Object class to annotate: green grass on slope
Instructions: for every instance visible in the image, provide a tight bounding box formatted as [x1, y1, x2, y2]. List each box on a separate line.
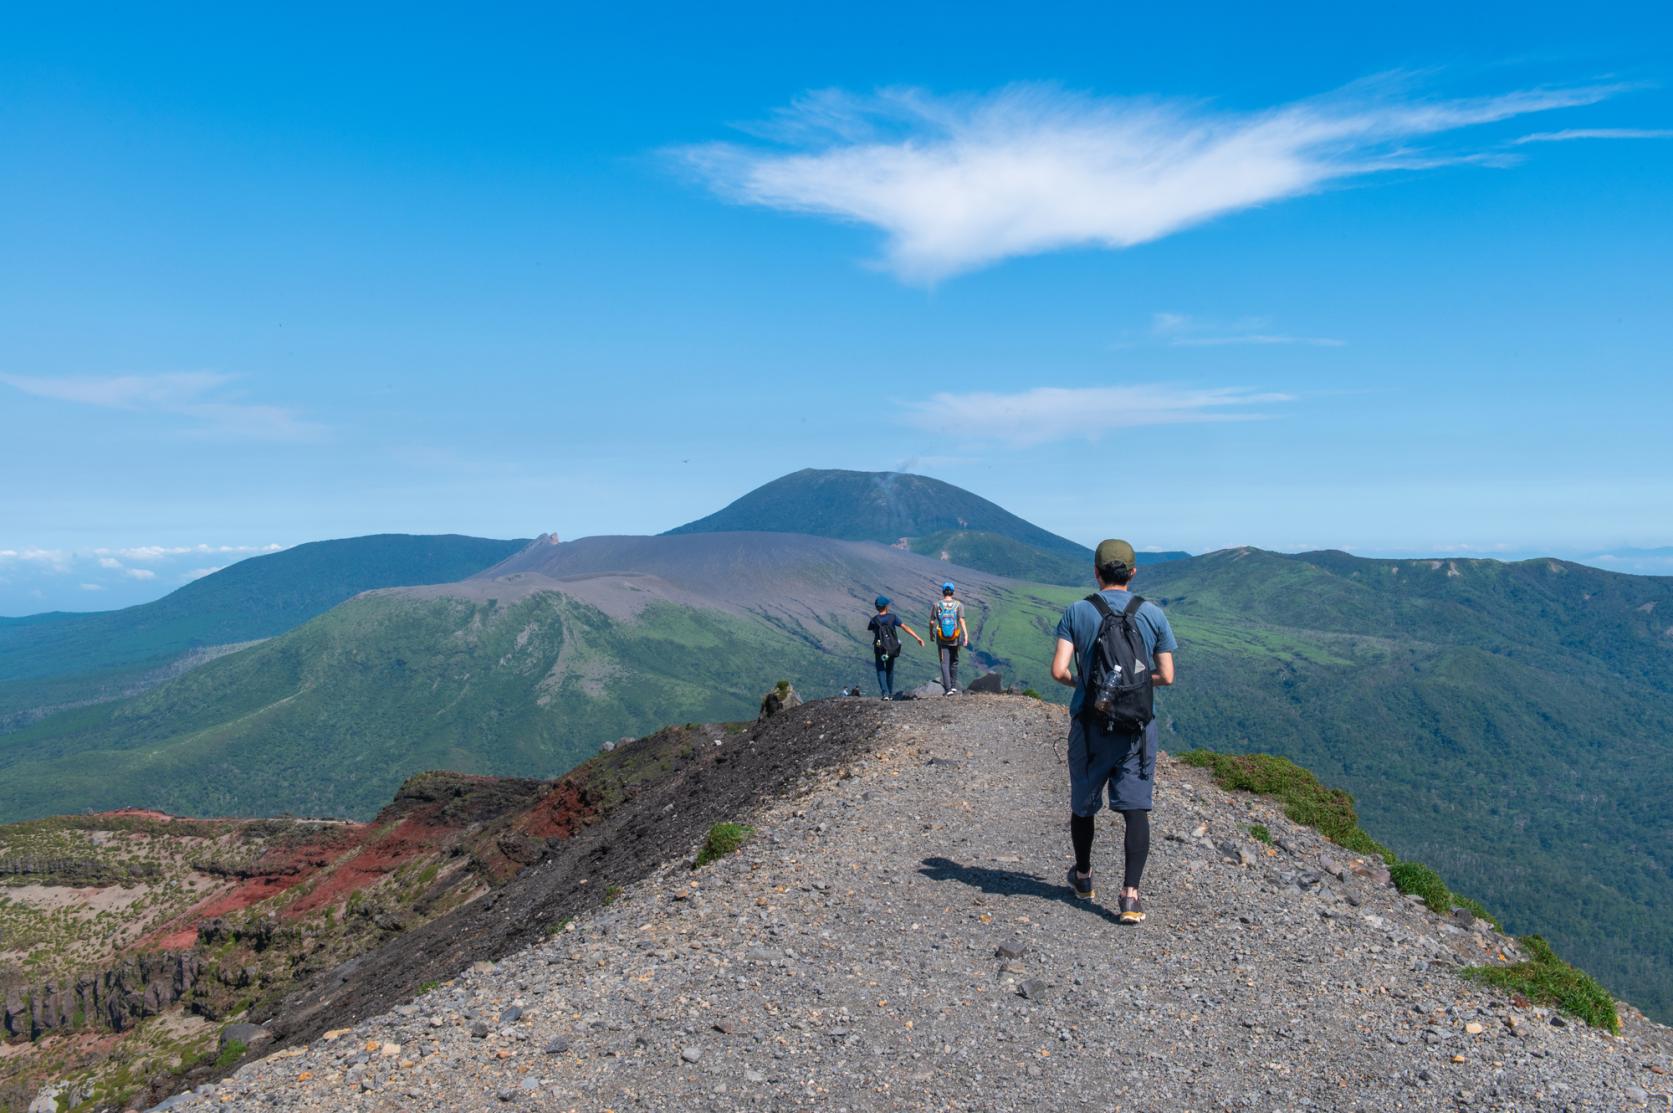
[1463, 935, 1620, 1034]
[907, 530, 1091, 586]
[1178, 749, 1614, 1031]
[0, 581, 1081, 824]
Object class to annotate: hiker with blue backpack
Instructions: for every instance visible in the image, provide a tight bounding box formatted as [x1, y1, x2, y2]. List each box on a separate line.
[931, 581, 969, 694]
[1050, 539, 1176, 924]
[867, 595, 925, 700]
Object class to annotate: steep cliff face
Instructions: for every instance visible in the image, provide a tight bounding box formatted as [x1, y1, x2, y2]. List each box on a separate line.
[2, 953, 201, 1040]
[0, 773, 556, 1111]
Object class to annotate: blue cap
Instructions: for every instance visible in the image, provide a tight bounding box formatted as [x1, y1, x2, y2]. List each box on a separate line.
[875, 595, 890, 608]
[941, 581, 956, 593]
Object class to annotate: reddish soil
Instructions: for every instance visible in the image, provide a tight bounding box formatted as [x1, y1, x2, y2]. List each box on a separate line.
[518, 777, 599, 841]
[286, 814, 445, 917]
[138, 826, 368, 949]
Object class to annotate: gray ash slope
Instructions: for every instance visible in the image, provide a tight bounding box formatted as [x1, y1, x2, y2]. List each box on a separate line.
[457, 531, 1023, 616]
[173, 698, 1669, 1112]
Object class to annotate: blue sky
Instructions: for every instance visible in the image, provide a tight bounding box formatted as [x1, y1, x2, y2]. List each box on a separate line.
[3, 2, 1671, 612]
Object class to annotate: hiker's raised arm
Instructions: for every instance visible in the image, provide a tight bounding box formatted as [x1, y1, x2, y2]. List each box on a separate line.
[1152, 650, 1175, 687]
[900, 623, 926, 646]
[1050, 637, 1076, 687]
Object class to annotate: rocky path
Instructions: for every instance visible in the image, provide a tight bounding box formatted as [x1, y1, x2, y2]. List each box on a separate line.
[157, 697, 1671, 1112]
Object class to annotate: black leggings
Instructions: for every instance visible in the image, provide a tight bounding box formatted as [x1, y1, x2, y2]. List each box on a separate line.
[1071, 810, 1150, 890]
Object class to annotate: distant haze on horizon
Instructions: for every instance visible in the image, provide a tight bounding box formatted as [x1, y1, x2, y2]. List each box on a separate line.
[5, 467, 1671, 615]
[3, 4, 1669, 611]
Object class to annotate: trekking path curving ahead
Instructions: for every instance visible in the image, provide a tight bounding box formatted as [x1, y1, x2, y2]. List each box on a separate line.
[171, 697, 1671, 1112]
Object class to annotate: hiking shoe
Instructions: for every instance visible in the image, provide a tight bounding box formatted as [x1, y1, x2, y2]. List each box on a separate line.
[1066, 866, 1095, 901]
[1118, 893, 1145, 924]
[944, 688, 960, 696]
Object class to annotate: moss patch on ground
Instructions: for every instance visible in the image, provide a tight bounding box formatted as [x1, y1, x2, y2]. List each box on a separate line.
[1464, 935, 1620, 1033]
[694, 822, 753, 868]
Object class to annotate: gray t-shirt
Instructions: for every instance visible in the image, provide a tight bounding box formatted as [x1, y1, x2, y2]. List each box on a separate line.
[1054, 589, 1177, 717]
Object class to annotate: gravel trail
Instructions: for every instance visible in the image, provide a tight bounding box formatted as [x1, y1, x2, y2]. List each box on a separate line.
[161, 696, 1672, 1112]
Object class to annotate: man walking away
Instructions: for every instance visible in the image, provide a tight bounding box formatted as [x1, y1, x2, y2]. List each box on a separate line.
[867, 595, 924, 700]
[1049, 539, 1176, 924]
[931, 581, 969, 694]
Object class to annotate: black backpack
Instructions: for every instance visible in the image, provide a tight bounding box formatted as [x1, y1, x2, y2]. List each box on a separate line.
[1082, 593, 1154, 734]
[874, 617, 902, 659]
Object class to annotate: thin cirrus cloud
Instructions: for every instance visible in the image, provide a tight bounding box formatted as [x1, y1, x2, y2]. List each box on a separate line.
[1512, 128, 1673, 144]
[0, 371, 322, 441]
[674, 78, 1630, 282]
[902, 385, 1292, 447]
[1149, 312, 1345, 349]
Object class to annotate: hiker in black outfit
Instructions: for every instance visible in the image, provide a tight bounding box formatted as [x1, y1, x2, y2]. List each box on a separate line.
[867, 595, 924, 700]
[1049, 539, 1177, 924]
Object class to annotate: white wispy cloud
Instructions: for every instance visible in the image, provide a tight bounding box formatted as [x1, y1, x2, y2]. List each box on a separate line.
[124, 568, 157, 581]
[674, 78, 1626, 282]
[903, 384, 1292, 447]
[79, 583, 104, 591]
[184, 566, 224, 581]
[1149, 312, 1344, 348]
[94, 543, 283, 562]
[1512, 128, 1673, 144]
[0, 372, 322, 441]
[0, 548, 72, 571]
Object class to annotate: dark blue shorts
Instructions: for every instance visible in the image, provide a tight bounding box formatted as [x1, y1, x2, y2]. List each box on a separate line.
[1067, 716, 1156, 816]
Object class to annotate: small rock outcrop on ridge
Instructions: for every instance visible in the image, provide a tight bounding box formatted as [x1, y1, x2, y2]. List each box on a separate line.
[143, 698, 1669, 1112]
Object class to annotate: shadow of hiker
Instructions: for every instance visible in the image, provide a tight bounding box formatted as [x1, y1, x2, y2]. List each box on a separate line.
[918, 856, 1124, 927]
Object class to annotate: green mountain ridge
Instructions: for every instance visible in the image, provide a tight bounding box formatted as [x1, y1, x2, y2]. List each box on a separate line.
[0, 533, 526, 728]
[0, 534, 1075, 821]
[665, 467, 1186, 584]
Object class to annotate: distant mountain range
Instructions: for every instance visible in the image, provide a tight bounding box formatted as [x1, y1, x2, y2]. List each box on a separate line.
[0, 534, 526, 729]
[1, 471, 1670, 1021]
[0, 532, 1072, 821]
[668, 468, 1186, 584]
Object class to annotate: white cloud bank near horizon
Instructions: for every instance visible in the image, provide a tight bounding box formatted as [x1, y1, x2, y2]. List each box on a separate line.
[676, 78, 1637, 282]
[0, 543, 286, 615]
[903, 384, 1292, 447]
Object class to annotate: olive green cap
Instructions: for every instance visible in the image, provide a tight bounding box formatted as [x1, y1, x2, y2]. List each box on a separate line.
[1094, 538, 1136, 575]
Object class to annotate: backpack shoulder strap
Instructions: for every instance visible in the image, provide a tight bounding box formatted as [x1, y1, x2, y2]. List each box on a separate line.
[1122, 594, 1145, 618]
[1085, 593, 1114, 619]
